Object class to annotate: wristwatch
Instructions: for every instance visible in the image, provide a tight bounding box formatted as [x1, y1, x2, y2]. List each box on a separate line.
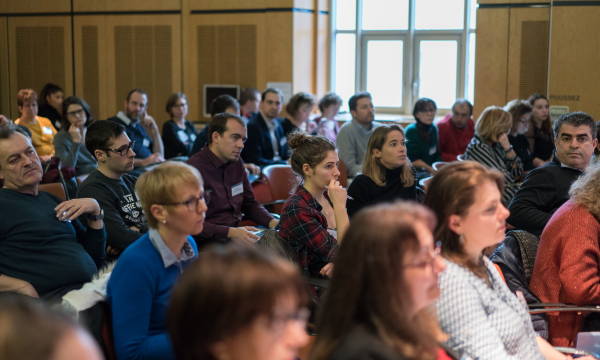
[88, 209, 104, 221]
[504, 145, 514, 153]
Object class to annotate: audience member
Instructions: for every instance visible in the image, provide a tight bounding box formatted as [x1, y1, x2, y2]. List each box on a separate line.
[347, 125, 417, 218]
[0, 295, 103, 360]
[530, 162, 600, 347]
[437, 99, 474, 162]
[78, 120, 148, 255]
[162, 92, 198, 159]
[107, 162, 203, 360]
[405, 98, 443, 178]
[595, 121, 600, 163]
[242, 88, 289, 167]
[337, 92, 381, 177]
[186, 113, 278, 247]
[310, 202, 452, 360]
[191, 94, 240, 155]
[239, 87, 261, 119]
[505, 99, 534, 172]
[0, 114, 31, 137]
[37, 83, 64, 130]
[279, 131, 349, 278]
[526, 94, 555, 167]
[424, 161, 572, 360]
[108, 89, 164, 168]
[15, 89, 56, 163]
[464, 106, 523, 206]
[508, 112, 597, 235]
[169, 244, 310, 360]
[0, 123, 105, 301]
[314, 92, 342, 143]
[279, 92, 316, 137]
[53, 96, 97, 177]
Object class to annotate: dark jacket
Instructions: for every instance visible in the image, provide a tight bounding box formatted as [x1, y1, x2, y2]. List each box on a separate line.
[329, 327, 409, 360]
[241, 112, 288, 167]
[507, 152, 582, 235]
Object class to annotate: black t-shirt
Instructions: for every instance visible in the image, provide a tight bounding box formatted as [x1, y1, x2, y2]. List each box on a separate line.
[162, 120, 198, 159]
[508, 134, 534, 171]
[37, 104, 62, 130]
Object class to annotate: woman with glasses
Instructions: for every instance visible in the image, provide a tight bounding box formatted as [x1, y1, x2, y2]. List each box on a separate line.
[464, 106, 524, 207]
[505, 99, 534, 173]
[162, 92, 198, 159]
[405, 98, 443, 178]
[169, 244, 310, 360]
[53, 96, 98, 177]
[423, 161, 582, 360]
[107, 161, 206, 360]
[15, 88, 56, 163]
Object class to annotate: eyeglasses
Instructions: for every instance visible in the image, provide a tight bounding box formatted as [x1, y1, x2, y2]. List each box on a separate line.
[100, 141, 135, 156]
[67, 109, 85, 118]
[421, 108, 436, 113]
[268, 308, 310, 336]
[160, 191, 211, 211]
[405, 242, 442, 271]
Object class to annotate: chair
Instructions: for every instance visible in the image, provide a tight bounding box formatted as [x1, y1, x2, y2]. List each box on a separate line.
[432, 161, 448, 171]
[262, 165, 299, 215]
[38, 183, 67, 202]
[337, 160, 348, 188]
[76, 174, 89, 186]
[457, 154, 465, 161]
[418, 176, 433, 192]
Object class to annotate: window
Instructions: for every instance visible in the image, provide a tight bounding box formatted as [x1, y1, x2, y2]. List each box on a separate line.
[332, 0, 477, 114]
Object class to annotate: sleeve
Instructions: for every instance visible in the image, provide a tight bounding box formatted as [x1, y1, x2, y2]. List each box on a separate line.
[504, 150, 524, 180]
[161, 121, 189, 158]
[466, 143, 516, 183]
[438, 123, 455, 162]
[433, 127, 443, 162]
[507, 170, 555, 235]
[78, 183, 143, 249]
[196, 222, 231, 243]
[53, 132, 83, 168]
[405, 127, 424, 162]
[242, 123, 285, 167]
[110, 262, 174, 360]
[72, 218, 106, 264]
[346, 176, 370, 218]
[336, 126, 361, 177]
[241, 169, 275, 227]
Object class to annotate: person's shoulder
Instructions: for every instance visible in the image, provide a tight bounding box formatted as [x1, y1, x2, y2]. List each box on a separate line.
[106, 115, 122, 123]
[121, 173, 139, 185]
[330, 327, 407, 360]
[113, 235, 156, 270]
[338, 120, 353, 131]
[36, 116, 54, 128]
[349, 174, 375, 188]
[162, 120, 177, 130]
[404, 123, 417, 132]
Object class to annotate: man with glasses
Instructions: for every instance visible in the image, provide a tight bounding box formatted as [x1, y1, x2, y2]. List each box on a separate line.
[78, 120, 149, 256]
[508, 112, 598, 235]
[187, 113, 278, 246]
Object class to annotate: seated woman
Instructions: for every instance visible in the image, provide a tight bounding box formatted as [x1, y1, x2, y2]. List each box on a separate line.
[310, 202, 454, 360]
[37, 83, 64, 130]
[162, 92, 198, 159]
[505, 99, 534, 173]
[168, 244, 310, 360]
[107, 162, 205, 360]
[424, 161, 578, 360]
[527, 94, 555, 167]
[530, 163, 600, 347]
[15, 88, 56, 163]
[278, 92, 316, 138]
[464, 106, 523, 206]
[53, 96, 97, 176]
[279, 131, 349, 278]
[314, 92, 342, 143]
[405, 98, 443, 178]
[346, 124, 417, 218]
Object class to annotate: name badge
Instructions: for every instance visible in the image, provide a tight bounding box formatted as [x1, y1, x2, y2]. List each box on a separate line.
[429, 146, 437, 155]
[232, 182, 243, 197]
[42, 126, 53, 135]
[177, 130, 189, 143]
[143, 138, 150, 148]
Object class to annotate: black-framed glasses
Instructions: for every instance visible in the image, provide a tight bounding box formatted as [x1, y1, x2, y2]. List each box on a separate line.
[100, 141, 135, 156]
[160, 191, 211, 211]
[67, 109, 85, 118]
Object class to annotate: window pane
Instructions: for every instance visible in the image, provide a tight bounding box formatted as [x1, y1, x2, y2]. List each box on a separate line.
[335, 0, 357, 30]
[366, 40, 403, 108]
[415, 0, 464, 30]
[467, 33, 476, 104]
[418, 40, 458, 109]
[362, 0, 409, 30]
[470, 0, 478, 29]
[334, 34, 356, 112]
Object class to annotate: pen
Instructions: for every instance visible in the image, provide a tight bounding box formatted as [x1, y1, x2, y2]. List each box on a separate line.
[323, 185, 354, 200]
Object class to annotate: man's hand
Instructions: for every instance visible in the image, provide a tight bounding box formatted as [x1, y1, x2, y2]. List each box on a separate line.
[268, 219, 279, 229]
[140, 110, 159, 135]
[106, 246, 122, 257]
[320, 263, 334, 278]
[0, 275, 39, 298]
[228, 226, 260, 244]
[129, 226, 140, 232]
[55, 198, 101, 221]
[244, 163, 261, 176]
[142, 153, 165, 166]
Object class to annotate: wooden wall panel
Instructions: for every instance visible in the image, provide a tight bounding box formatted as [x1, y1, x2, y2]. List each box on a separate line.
[473, 8, 509, 119]
[73, 0, 180, 12]
[293, 12, 314, 94]
[315, 12, 330, 101]
[3, 0, 70, 13]
[0, 17, 9, 117]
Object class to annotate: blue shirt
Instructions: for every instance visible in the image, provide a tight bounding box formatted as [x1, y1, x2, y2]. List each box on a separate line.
[108, 112, 154, 159]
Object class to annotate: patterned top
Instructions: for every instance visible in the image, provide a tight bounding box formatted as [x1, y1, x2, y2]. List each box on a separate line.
[279, 186, 338, 277]
[436, 257, 544, 360]
[464, 134, 524, 207]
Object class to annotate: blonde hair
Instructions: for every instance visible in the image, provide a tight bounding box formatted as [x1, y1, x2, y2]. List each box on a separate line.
[135, 161, 203, 228]
[362, 124, 414, 187]
[569, 162, 600, 218]
[475, 106, 513, 143]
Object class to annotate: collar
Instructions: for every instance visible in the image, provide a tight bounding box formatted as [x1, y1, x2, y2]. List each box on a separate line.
[384, 165, 404, 180]
[415, 118, 432, 132]
[351, 119, 372, 134]
[295, 185, 331, 212]
[200, 145, 228, 169]
[148, 228, 195, 268]
[260, 113, 279, 132]
[116, 111, 135, 126]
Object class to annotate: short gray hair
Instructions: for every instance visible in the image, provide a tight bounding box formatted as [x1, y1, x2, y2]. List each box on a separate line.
[553, 111, 597, 140]
[0, 122, 31, 170]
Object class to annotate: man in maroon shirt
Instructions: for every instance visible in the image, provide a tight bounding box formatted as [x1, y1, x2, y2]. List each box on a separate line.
[186, 113, 278, 246]
[437, 99, 475, 162]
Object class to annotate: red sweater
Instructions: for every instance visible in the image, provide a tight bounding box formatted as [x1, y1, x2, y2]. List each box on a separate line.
[529, 200, 600, 346]
[437, 114, 475, 162]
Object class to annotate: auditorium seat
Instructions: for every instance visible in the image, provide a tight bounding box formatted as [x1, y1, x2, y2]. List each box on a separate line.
[39, 183, 67, 202]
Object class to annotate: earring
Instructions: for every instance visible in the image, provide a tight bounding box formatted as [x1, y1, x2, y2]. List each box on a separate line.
[459, 234, 465, 244]
[162, 220, 166, 224]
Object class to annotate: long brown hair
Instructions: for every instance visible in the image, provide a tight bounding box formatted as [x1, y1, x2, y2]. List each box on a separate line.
[362, 124, 414, 187]
[423, 161, 504, 279]
[528, 93, 552, 135]
[310, 202, 440, 360]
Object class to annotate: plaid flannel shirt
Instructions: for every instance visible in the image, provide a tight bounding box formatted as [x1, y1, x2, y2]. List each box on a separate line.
[279, 186, 338, 277]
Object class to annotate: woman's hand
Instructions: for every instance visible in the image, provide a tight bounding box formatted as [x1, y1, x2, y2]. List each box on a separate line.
[320, 263, 334, 277]
[68, 124, 81, 143]
[497, 133, 512, 151]
[326, 178, 347, 210]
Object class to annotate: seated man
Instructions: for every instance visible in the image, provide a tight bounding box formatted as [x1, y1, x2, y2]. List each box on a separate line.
[437, 99, 475, 162]
[186, 113, 278, 247]
[508, 112, 598, 235]
[78, 120, 148, 255]
[0, 123, 106, 301]
[108, 89, 164, 168]
[241, 88, 289, 167]
[336, 92, 381, 177]
[239, 87, 261, 120]
[190, 94, 241, 155]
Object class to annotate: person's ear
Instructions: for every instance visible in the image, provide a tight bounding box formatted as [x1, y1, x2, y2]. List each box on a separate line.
[447, 214, 464, 237]
[0, 170, 4, 181]
[554, 137, 559, 150]
[124, 100, 129, 111]
[94, 150, 107, 163]
[350, 109, 357, 119]
[302, 163, 312, 178]
[151, 204, 168, 224]
[372, 148, 382, 158]
[593, 138, 599, 151]
[210, 341, 230, 360]
[211, 131, 220, 145]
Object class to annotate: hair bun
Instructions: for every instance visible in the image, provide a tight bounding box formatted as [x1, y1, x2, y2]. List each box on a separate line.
[287, 130, 311, 150]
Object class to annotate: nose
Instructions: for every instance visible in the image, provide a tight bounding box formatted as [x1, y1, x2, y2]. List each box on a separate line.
[197, 197, 208, 213]
[500, 204, 510, 221]
[285, 320, 310, 350]
[128, 148, 136, 157]
[333, 165, 341, 177]
[570, 138, 580, 148]
[433, 256, 446, 274]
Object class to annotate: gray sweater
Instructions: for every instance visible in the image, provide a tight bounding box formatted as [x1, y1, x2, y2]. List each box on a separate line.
[53, 129, 97, 176]
[336, 120, 382, 177]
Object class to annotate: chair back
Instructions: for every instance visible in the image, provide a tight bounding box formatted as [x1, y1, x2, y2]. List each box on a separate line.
[76, 174, 89, 186]
[39, 183, 67, 202]
[457, 154, 464, 161]
[418, 176, 433, 192]
[337, 160, 348, 188]
[262, 165, 299, 214]
[432, 161, 448, 171]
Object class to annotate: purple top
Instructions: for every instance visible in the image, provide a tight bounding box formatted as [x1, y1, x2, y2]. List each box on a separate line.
[314, 116, 340, 143]
[186, 146, 274, 243]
